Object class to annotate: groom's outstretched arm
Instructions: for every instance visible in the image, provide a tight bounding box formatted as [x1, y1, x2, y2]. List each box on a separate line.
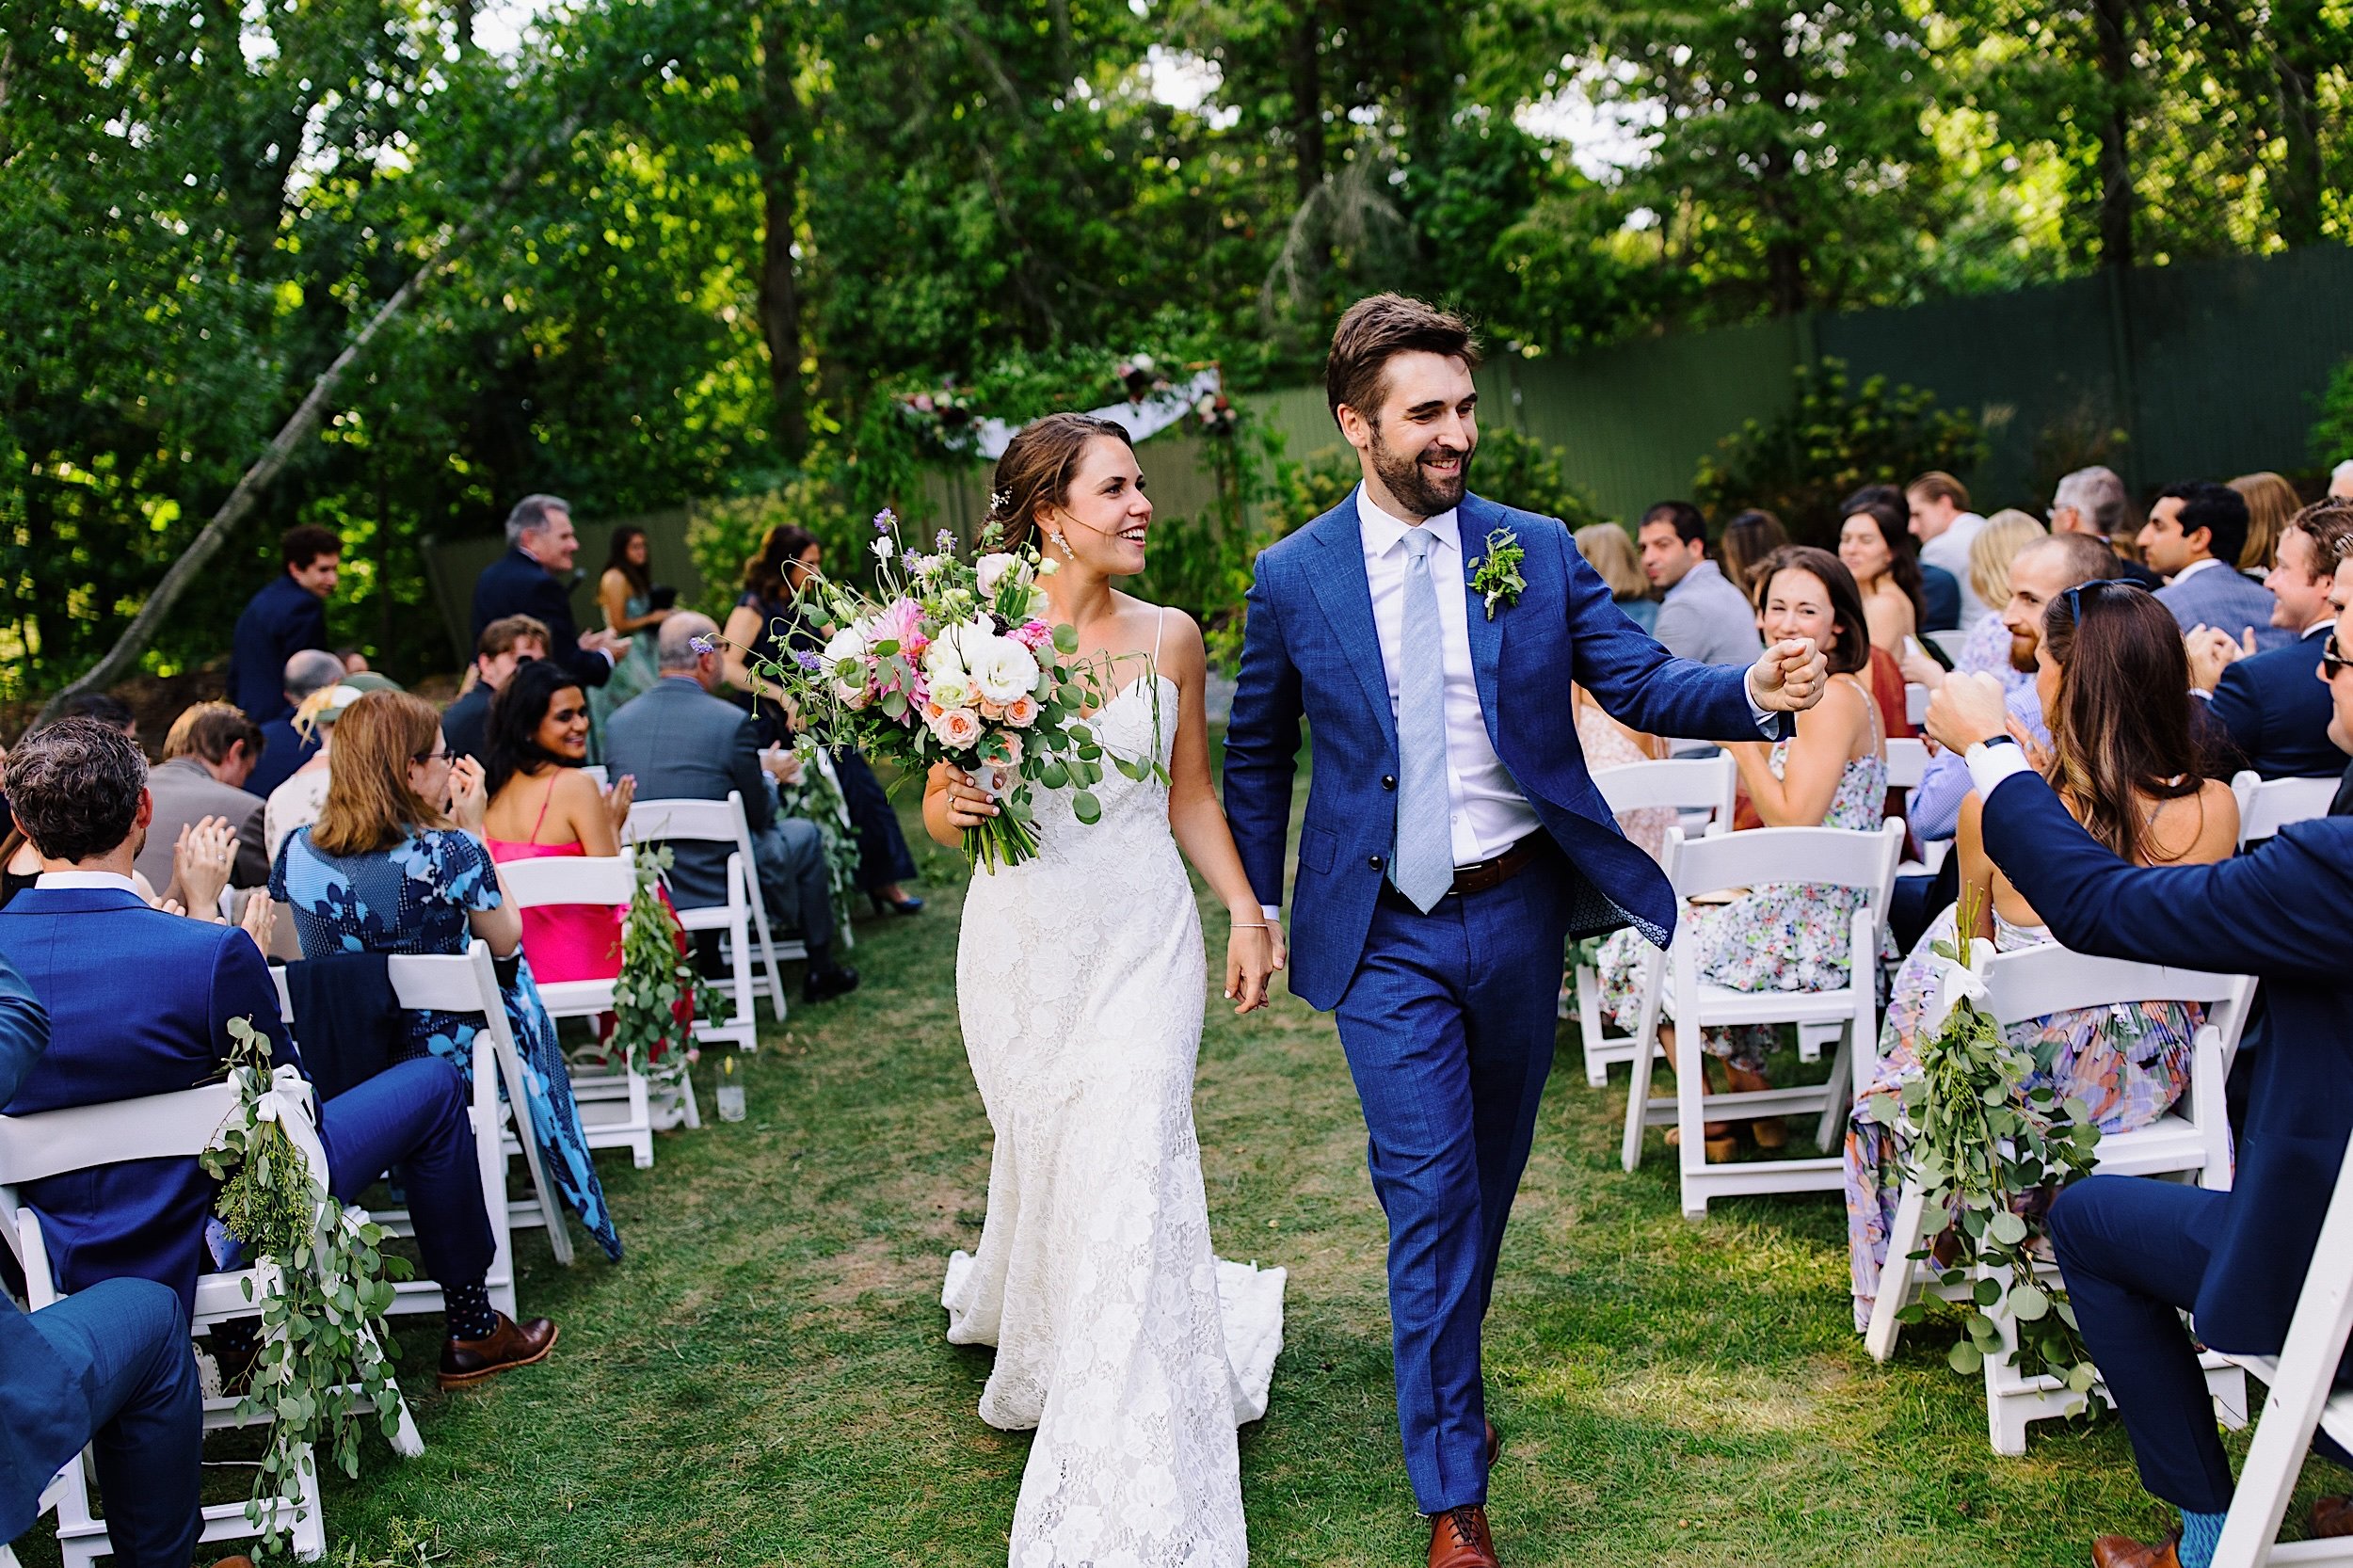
[1559, 533, 1791, 744]
[1221, 555, 1304, 911]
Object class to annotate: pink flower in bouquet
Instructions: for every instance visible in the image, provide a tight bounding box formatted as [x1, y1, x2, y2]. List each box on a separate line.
[875, 596, 925, 649]
[979, 698, 1005, 722]
[987, 731, 1024, 767]
[1002, 694, 1040, 728]
[1011, 618, 1053, 652]
[929, 705, 984, 750]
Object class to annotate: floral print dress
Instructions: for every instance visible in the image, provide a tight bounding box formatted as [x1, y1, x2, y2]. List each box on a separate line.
[1593, 704, 1889, 1073]
[1842, 904, 2196, 1329]
[272, 825, 623, 1261]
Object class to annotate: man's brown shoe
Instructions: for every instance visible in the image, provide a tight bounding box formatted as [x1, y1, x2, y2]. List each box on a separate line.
[1485, 1420, 1500, 1468]
[214, 1558, 259, 1567]
[2090, 1535, 2181, 1568]
[2314, 1496, 2353, 1538]
[439, 1313, 559, 1389]
[1429, 1504, 1500, 1568]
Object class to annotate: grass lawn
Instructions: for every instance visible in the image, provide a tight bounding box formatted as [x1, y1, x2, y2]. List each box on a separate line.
[16, 793, 2343, 1567]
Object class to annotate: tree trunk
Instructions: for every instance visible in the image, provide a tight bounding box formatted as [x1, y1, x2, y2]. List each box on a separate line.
[2093, 0, 2135, 271]
[36, 106, 591, 725]
[1289, 0, 1324, 203]
[2267, 0, 2325, 248]
[747, 8, 810, 464]
[1755, 6, 1807, 315]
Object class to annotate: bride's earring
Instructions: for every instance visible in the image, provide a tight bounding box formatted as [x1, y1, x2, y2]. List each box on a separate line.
[1048, 527, 1074, 557]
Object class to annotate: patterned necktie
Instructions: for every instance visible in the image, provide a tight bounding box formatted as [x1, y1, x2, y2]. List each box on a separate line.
[1391, 527, 1452, 912]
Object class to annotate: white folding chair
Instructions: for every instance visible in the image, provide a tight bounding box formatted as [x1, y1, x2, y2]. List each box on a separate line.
[0, 1080, 422, 1564]
[1926, 629, 1972, 664]
[1906, 682, 1930, 727]
[1885, 736, 1931, 792]
[1574, 755, 1737, 1088]
[273, 940, 568, 1297]
[2232, 770, 2339, 850]
[580, 764, 609, 788]
[624, 792, 798, 1049]
[1863, 944, 2256, 1454]
[2212, 1123, 2353, 1566]
[1618, 820, 1907, 1220]
[497, 855, 700, 1168]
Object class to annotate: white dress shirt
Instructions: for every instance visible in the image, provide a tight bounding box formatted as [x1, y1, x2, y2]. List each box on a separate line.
[2168, 556, 2222, 588]
[1358, 489, 1545, 866]
[1919, 511, 1991, 630]
[33, 871, 141, 894]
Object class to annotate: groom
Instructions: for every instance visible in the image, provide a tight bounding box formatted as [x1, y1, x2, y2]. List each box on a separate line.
[1223, 295, 1826, 1567]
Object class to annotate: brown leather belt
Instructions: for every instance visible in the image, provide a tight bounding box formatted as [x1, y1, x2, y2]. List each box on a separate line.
[1449, 834, 1545, 898]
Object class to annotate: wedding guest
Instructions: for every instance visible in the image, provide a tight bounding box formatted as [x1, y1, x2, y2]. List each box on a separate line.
[244, 648, 344, 799]
[2142, 481, 2290, 651]
[1908, 471, 1991, 629]
[441, 614, 550, 764]
[0, 718, 556, 1391]
[2228, 470, 2301, 579]
[603, 614, 860, 1003]
[1921, 578, 2353, 1568]
[1573, 522, 1657, 634]
[1718, 507, 1790, 599]
[2188, 500, 2353, 779]
[1902, 509, 2046, 695]
[1849, 582, 2238, 1328]
[2051, 465, 2162, 588]
[1595, 546, 1886, 1160]
[469, 494, 626, 690]
[1640, 501, 1763, 666]
[51, 692, 138, 738]
[227, 525, 338, 723]
[269, 689, 622, 1260]
[1840, 489, 1927, 652]
[724, 525, 925, 915]
[2333, 458, 2353, 501]
[263, 670, 399, 863]
[587, 523, 668, 745]
[480, 660, 634, 984]
[133, 702, 269, 898]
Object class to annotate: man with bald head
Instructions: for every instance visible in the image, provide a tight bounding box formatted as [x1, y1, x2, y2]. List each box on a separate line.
[601, 614, 857, 1003]
[243, 648, 346, 800]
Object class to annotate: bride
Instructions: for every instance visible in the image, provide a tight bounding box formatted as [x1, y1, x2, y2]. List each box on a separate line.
[926, 411, 1288, 1566]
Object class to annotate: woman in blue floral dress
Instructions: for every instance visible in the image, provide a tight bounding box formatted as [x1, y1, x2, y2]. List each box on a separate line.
[1844, 580, 2238, 1328]
[1596, 547, 1888, 1160]
[270, 688, 622, 1261]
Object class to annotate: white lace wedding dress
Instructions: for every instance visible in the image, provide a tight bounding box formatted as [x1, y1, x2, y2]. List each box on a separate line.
[943, 653, 1286, 1568]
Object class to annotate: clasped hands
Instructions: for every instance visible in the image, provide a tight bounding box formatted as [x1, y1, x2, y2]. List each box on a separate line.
[1746, 637, 1830, 712]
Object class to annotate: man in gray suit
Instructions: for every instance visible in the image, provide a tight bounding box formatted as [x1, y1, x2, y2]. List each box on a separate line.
[1638, 500, 1765, 666]
[602, 614, 858, 1003]
[133, 701, 270, 898]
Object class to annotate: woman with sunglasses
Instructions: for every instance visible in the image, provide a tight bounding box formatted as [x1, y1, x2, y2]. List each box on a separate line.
[271, 687, 623, 1262]
[1846, 581, 2238, 1330]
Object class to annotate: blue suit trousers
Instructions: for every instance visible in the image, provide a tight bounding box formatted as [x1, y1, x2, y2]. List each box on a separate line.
[1331, 856, 1573, 1514]
[23, 1278, 201, 1568]
[2050, 1175, 2353, 1512]
[319, 1055, 495, 1292]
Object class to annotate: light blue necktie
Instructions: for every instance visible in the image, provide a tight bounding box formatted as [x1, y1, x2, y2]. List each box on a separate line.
[1391, 527, 1453, 912]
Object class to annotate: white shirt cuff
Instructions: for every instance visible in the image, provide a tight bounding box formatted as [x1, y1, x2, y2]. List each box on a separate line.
[1741, 666, 1778, 735]
[1964, 740, 2037, 797]
[1260, 904, 1283, 922]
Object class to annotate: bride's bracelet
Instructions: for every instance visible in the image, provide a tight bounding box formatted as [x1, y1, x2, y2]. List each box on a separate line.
[1229, 920, 1269, 931]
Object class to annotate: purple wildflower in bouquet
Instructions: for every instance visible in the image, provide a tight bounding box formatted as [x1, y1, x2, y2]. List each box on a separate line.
[744, 510, 1164, 871]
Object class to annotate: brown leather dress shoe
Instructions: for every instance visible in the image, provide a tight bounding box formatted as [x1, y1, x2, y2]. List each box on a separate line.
[2314, 1496, 2353, 1538]
[213, 1558, 259, 1568]
[2089, 1535, 2181, 1568]
[439, 1313, 559, 1389]
[1485, 1419, 1500, 1468]
[1429, 1504, 1500, 1568]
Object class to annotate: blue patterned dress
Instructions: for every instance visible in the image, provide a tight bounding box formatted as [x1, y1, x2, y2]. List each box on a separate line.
[271, 825, 623, 1260]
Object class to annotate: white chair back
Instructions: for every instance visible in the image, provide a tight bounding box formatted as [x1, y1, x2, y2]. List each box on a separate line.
[496, 855, 637, 911]
[2230, 769, 2337, 849]
[1590, 754, 1737, 828]
[1905, 682, 1930, 727]
[0, 1084, 241, 1188]
[623, 793, 749, 851]
[580, 764, 609, 788]
[1978, 945, 2255, 1054]
[1665, 820, 1906, 906]
[1926, 629, 1971, 664]
[623, 792, 791, 1041]
[1885, 737, 1931, 792]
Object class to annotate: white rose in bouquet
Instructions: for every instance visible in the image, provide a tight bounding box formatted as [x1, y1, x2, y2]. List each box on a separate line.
[822, 624, 870, 665]
[969, 635, 1042, 706]
[974, 552, 1020, 597]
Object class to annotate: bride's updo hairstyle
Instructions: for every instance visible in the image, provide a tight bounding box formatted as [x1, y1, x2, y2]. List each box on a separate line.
[984, 412, 1135, 552]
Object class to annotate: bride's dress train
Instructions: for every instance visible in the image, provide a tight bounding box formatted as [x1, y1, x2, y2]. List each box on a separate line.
[944, 665, 1285, 1567]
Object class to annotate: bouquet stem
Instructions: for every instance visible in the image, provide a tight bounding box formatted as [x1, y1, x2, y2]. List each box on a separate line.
[964, 811, 1041, 872]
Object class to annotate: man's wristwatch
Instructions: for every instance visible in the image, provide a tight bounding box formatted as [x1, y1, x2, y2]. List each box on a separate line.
[1977, 733, 2019, 752]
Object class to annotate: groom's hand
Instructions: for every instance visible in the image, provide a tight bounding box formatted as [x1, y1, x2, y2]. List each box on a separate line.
[1747, 637, 1828, 712]
[1924, 671, 2010, 755]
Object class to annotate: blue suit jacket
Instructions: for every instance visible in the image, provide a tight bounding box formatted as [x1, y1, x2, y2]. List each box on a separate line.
[2155, 564, 2293, 653]
[1978, 773, 2353, 1356]
[1223, 489, 1781, 1011]
[0, 952, 82, 1536]
[0, 888, 296, 1315]
[600, 678, 775, 909]
[1921, 564, 1961, 634]
[243, 713, 321, 801]
[227, 572, 329, 723]
[471, 546, 612, 690]
[2204, 622, 2341, 779]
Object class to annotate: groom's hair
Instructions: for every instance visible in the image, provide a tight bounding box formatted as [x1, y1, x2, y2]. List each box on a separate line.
[1326, 296, 1481, 426]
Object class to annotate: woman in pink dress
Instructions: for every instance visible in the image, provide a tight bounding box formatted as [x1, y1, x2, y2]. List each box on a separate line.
[478, 661, 635, 982]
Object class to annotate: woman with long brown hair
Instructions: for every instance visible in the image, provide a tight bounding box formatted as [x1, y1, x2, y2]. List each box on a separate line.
[588, 522, 666, 743]
[270, 688, 622, 1261]
[1838, 490, 1929, 656]
[2230, 470, 2302, 578]
[1847, 582, 2238, 1329]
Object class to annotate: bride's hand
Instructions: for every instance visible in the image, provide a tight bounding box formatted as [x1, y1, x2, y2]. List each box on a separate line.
[926, 762, 998, 833]
[1225, 921, 1275, 1015]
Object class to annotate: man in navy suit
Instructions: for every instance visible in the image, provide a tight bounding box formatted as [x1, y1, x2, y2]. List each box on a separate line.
[227, 526, 340, 723]
[468, 494, 625, 691]
[1925, 564, 2353, 1568]
[0, 720, 558, 1391]
[0, 957, 236, 1568]
[1223, 295, 1828, 1567]
[2144, 481, 2291, 653]
[2188, 500, 2353, 779]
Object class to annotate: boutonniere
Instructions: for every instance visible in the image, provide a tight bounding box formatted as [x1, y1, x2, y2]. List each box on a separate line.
[1471, 527, 1526, 619]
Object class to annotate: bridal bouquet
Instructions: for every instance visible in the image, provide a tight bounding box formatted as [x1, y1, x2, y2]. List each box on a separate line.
[734, 510, 1163, 871]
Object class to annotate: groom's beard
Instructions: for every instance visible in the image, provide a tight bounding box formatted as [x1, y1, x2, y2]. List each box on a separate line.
[1370, 427, 1472, 518]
